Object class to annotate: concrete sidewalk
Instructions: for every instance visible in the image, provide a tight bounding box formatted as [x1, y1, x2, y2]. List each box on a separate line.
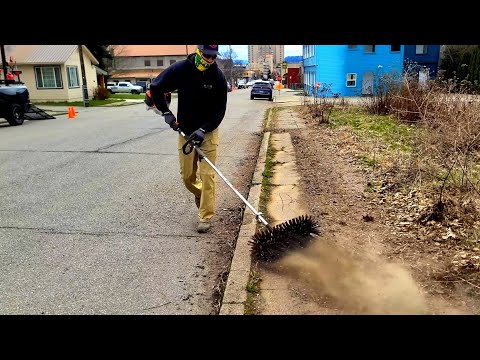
[219, 90, 368, 314]
[220, 90, 306, 315]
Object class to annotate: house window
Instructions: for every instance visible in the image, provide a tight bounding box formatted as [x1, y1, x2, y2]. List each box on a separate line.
[364, 45, 375, 53]
[66, 66, 79, 88]
[169, 59, 176, 65]
[157, 59, 163, 66]
[348, 45, 357, 49]
[34, 66, 62, 89]
[144, 59, 151, 66]
[346, 73, 357, 87]
[391, 45, 400, 52]
[416, 45, 428, 54]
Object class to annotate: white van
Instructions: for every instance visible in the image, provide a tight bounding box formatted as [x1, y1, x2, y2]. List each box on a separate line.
[237, 79, 247, 89]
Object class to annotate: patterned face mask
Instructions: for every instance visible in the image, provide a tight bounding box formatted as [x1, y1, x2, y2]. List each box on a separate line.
[194, 48, 214, 71]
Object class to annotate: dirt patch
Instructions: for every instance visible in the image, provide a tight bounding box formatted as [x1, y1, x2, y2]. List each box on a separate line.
[207, 135, 262, 314]
[256, 111, 480, 314]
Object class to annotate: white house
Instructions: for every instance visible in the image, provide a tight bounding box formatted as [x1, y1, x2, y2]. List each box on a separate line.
[5, 45, 99, 103]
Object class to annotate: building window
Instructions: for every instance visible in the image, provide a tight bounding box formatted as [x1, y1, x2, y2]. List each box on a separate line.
[66, 66, 79, 88]
[416, 45, 428, 54]
[391, 45, 401, 52]
[34, 66, 62, 89]
[304, 45, 315, 58]
[346, 73, 357, 87]
[348, 45, 357, 49]
[169, 59, 176, 65]
[157, 59, 163, 66]
[364, 45, 375, 53]
[144, 59, 151, 66]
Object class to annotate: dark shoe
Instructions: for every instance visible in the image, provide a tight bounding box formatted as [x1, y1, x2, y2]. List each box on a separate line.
[195, 197, 200, 209]
[197, 221, 211, 233]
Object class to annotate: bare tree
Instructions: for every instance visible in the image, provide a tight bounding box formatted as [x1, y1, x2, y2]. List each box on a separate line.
[106, 45, 128, 71]
[218, 46, 245, 87]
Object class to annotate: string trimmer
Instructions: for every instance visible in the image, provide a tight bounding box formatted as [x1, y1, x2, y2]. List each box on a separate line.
[179, 128, 320, 262]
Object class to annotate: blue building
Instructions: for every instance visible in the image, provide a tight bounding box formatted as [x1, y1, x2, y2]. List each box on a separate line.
[403, 45, 441, 78]
[303, 45, 405, 97]
[303, 45, 442, 97]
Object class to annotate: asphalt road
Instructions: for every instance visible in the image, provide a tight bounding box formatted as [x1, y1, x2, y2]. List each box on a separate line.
[0, 89, 270, 314]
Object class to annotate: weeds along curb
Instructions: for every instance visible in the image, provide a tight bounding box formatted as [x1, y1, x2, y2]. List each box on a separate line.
[219, 108, 274, 315]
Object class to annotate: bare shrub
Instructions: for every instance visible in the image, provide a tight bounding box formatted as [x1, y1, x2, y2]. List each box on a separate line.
[93, 86, 110, 100]
[336, 96, 351, 109]
[302, 83, 340, 124]
[362, 68, 403, 115]
[388, 68, 480, 223]
[389, 64, 443, 123]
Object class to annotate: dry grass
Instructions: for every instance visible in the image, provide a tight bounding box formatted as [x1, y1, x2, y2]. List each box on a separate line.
[300, 71, 480, 290]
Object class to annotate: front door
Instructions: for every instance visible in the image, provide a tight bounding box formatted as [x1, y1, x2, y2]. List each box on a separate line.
[419, 68, 429, 89]
[362, 71, 374, 95]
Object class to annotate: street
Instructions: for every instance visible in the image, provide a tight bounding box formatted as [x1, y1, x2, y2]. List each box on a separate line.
[0, 88, 270, 314]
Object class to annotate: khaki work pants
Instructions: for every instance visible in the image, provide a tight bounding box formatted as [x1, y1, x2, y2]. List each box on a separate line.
[177, 128, 219, 223]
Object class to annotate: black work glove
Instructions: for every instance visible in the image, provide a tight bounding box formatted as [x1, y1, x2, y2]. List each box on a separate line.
[187, 128, 206, 145]
[163, 112, 178, 131]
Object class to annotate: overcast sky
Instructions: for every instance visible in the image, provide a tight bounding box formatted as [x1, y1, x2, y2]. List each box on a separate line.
[218, 45, 302, 61]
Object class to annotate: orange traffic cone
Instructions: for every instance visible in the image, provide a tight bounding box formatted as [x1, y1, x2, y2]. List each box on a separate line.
[68, 106, 76, 119]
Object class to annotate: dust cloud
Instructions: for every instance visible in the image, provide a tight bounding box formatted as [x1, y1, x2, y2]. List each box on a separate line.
[278, 241, 429, 314]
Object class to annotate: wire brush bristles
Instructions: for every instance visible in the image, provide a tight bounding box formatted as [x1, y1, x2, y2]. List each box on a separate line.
[249, 215, 320, 262]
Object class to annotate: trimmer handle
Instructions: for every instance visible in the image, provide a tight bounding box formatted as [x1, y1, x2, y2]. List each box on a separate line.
[177, 125, 204, 158]
[182, 137, 195, 155]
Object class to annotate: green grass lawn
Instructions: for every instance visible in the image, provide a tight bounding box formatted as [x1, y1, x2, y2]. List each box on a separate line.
[110, 92, 178, 100]
[330, 107, 416, 153]
[110, 93, 145, 100]
[34, 92, 178, 107]
[33, 98, 125, 107]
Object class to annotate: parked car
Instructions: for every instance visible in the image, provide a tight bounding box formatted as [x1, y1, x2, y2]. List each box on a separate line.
[250, 81, 273, 101]
[108, 82, 143, 94]
[134, 81, 149, 92]
[0, 83, 31, 126]
[106, 81, 117, 92]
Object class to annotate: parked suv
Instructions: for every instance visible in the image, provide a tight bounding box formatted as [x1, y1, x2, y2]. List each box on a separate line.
[250, 81, 273, 101]
[0, 83, 31, 126]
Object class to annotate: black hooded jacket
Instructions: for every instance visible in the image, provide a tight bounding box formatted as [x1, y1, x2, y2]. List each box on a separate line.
[149, 53, 228, 136]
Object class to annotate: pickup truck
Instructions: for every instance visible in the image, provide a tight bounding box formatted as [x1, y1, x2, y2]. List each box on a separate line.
[0, 83, 31, 126]
[107, 81, 143, 94]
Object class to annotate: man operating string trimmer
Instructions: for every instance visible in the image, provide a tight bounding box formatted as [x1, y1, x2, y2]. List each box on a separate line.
[146, 45, 228, 233]
[146, 45, 319, 260]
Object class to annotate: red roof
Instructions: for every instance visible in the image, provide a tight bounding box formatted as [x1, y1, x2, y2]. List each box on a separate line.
[109, 69, 162, 79]
[112, 45, 197, 57]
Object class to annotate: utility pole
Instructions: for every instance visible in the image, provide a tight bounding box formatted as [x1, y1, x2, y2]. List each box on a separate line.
[78, 45, 90, 107]
[229, 45, 233, 88]
[1, 45, 8, 84]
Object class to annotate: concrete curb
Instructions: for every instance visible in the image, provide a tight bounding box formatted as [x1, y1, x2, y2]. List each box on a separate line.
[219, 110, 273, 315]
